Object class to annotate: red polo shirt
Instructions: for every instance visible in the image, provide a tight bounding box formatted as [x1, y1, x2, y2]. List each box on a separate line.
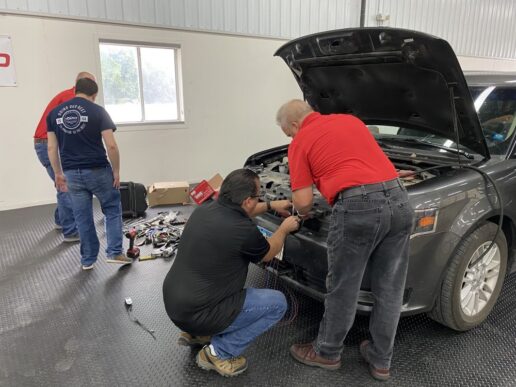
[288, 112, 397, 205]
[34, 87, 75, 139]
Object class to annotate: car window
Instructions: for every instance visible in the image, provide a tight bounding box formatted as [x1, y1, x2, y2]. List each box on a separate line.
[371, 125, 464, 152]
[470, 85, 516, 156]
[368, 85, 516, 157]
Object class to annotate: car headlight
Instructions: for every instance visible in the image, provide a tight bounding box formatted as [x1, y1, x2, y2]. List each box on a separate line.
[411, 208, 439, 238]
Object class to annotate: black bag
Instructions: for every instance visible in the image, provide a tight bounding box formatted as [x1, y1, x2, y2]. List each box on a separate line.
[120, 182, 148, 218]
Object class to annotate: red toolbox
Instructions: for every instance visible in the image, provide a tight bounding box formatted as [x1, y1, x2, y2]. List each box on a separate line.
[189, 174, 223, 205]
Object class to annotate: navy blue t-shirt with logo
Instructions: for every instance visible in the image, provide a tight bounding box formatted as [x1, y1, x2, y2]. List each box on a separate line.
[46, 97, 116, 171]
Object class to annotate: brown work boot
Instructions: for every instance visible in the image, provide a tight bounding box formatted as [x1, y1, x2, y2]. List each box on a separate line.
[360, 340, 390, 381]
[289, 343, 341, 370]
[106, 254, 133, 264]
[196, 346, 248, 377]
[177, 332, 211, 347]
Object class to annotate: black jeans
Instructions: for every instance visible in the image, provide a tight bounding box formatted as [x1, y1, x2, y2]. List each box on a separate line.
[314, 183, 414, 369]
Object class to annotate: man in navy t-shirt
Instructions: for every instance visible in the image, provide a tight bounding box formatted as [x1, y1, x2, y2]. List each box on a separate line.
[34, 71, 95, 239]
[47, 78, 131, 270]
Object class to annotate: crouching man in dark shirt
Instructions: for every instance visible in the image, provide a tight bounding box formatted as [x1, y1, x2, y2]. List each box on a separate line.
[162, 168, 300, 377]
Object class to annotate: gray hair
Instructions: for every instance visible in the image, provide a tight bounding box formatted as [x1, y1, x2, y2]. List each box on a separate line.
[276, 99, 313, 128]
[76, 71, 96, 82]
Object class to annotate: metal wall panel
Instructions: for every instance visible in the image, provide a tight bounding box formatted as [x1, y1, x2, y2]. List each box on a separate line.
[210, 0, 224, 31]
[6, 0, 27, 11]
[122, 0, 140, 23]
[139, 0, 155, 24]
[184, 0, 199, 28]
[286, 0, 301, 37]
[247, 0, 258, 34]
[0, 0, 514, 59]
[169, 0, 185, 28]
[223, 0, 236, 32]
[68, 1, 88, 18]
[235, 1, 247, 33]
[105, 0, 123, 22]
[48, 0, 67, 15]
[154, 0, 171, 26]
[0, 0, 360, 38]
[271, 0, 279, 35]
[367, 0, 516, 59]
[85, 0, 105, 19]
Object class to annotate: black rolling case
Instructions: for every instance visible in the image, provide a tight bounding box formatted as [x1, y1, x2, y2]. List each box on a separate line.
[120, 182, 148, 218]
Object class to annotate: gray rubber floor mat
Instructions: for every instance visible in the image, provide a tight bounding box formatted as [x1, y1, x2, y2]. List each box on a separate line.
[0, 203, 515, 386]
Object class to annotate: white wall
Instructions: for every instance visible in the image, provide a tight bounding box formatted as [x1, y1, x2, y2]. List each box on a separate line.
[459, 56, 516, 72]
[0, 14, 515, 211]
[0, 14, 301, 210]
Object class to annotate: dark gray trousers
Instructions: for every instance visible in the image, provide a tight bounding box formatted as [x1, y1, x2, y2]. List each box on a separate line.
[314, 184, 414, 369]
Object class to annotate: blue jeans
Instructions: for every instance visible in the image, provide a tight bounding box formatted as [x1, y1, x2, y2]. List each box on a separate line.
[64, 166, 123, 266]
[314, 183, 414, 369]
[211, 288, 287, 359]
[34, 142, 77, 237]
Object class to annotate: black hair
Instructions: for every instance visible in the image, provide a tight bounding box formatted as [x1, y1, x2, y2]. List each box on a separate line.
[219, 168, 259, 206]
[75, 78, 98, 96]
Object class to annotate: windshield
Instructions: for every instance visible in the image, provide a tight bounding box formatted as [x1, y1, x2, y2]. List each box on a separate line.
[370, 84, 516, 157]
[370, 126, 474, 159]
[470, 85, 516, 155]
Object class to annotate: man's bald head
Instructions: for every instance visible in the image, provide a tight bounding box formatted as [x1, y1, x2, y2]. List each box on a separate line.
[76, 72, 96, 82]
[276, 99, 314, 138]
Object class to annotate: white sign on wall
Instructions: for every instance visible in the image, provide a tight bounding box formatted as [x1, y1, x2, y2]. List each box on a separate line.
[0, 36, 16, 87]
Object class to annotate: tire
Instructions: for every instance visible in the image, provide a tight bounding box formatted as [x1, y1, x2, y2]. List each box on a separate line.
[428, 222, 508, 331]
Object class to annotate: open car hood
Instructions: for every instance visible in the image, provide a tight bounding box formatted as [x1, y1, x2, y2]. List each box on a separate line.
[275, 28, 489, 158]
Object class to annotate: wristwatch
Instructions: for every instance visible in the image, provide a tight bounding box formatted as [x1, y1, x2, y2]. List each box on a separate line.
[266, 200, 272, 211]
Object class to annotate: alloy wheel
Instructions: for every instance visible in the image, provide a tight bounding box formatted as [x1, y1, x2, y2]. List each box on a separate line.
[460, 241, 501, 317]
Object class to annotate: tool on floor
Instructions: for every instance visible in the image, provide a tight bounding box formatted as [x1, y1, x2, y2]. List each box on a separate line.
[124, 297, 156, 340]
[125, 228, 140, 259]
[139, 255, 156, 261]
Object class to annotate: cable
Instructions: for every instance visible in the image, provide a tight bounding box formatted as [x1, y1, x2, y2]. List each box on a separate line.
[444, 85, 502, 264]
[124, 298, 156, 340]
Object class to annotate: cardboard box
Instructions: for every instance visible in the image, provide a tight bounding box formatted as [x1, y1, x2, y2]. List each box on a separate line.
[147, 181, 190, 207]
[190, 173, 223, 205]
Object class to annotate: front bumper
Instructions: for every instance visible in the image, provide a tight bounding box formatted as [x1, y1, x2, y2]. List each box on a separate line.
[254, 214, 461, 316]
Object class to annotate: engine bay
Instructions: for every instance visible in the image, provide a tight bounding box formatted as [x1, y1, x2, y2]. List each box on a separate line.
[246, 150, 440, 229]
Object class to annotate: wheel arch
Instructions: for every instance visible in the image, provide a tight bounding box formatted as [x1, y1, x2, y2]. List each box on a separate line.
[427, 211, 509, 315]
[428, 220, 509, 330]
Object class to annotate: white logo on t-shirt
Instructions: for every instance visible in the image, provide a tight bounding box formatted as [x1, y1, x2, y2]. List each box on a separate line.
[55, 104, 89, 134]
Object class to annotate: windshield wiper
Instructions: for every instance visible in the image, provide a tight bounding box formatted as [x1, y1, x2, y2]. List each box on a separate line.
[379, 137, 475, 159]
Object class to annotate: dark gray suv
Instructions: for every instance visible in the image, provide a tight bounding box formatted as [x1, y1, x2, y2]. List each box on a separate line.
[245, 28, 516, 331]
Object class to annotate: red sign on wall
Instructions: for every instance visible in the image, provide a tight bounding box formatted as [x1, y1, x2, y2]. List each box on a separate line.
[0, 36, 16, 86]
[0, 53, 10, 67]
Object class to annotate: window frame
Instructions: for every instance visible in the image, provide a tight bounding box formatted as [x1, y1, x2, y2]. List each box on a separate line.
[98, 39, 184, 127]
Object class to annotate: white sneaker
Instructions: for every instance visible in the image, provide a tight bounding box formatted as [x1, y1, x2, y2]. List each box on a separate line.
[82, 263, 94, 271]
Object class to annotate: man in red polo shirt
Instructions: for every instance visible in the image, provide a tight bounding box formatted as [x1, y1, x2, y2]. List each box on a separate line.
[34, 72, 95, 241]
[276, 100, 414, 381]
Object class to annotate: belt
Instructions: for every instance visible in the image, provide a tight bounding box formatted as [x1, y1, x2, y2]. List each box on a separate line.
[34, 138, 48, 143]
[336, 178, 403, 201]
